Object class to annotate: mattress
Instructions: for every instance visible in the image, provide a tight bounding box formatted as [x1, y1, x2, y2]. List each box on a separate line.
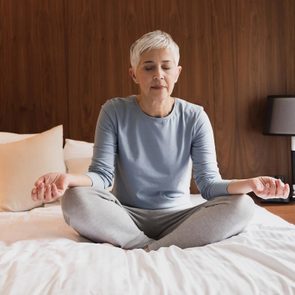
[1, 196, 295, 295]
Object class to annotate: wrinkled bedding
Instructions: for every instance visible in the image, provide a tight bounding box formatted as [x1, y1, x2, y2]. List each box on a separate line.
[1, 197, 295, 295]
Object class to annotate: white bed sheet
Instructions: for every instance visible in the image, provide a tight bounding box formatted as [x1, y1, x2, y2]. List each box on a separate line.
[1, 196, 295, 295]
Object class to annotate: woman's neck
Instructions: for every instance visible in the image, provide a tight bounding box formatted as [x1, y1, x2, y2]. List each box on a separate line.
[136, 95, 175, 118]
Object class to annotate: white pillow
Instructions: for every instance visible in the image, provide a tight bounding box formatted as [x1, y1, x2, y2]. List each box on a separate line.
[63, 139, 93, 174]
[0, 126, 66, 212]
[0, 132, 35, 144]
[63, 139, 113, 191]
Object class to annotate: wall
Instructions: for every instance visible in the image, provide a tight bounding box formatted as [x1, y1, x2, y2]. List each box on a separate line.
[0, 0, 295, 183]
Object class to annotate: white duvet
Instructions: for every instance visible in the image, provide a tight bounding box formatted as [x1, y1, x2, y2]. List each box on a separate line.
[1, 197, 295, 295]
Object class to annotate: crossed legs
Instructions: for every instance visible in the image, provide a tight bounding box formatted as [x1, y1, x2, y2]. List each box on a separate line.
[61, 187, 254, 251]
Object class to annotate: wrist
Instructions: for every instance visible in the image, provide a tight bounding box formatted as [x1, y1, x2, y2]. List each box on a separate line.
[243, 178, 255, 192]
[249, 178, 257, 192]
[228, 178, 255, 194]
[67, 174, 76, 187]
[67, 173, 92, 187]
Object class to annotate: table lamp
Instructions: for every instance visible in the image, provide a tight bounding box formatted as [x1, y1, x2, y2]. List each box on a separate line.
[264, 95, 295, 203]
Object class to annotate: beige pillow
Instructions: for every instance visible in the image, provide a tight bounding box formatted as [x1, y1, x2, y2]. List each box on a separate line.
[0, 125, 66, 212]
[63, 139, 113, 191]
[65, 158, 92, 174]
[64, 139, 94, 174]
[0, 132, 35, 143]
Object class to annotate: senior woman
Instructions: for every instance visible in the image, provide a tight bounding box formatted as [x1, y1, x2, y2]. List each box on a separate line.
[31, 30, 289, 251]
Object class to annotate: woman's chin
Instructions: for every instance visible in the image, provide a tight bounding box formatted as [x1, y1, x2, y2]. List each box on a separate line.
[148, 91, 171, 101]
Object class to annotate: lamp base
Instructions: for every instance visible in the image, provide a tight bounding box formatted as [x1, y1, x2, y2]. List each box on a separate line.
[260, 193, 295, 204]
[260, 197, 291, 204]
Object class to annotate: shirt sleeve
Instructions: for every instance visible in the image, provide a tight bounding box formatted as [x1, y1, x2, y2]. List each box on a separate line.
[191, 109, 231, 200]
[86, 101, 117, 189]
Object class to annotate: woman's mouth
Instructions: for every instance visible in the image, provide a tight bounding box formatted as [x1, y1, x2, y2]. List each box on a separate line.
[151, 85, 166, 90]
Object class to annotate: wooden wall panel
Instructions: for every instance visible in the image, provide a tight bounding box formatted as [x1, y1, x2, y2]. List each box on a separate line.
[211, 0, 238, 179]
[66, 0, 135, 141]
[1, 0, 295, 185]
[0, 0, 68, 134]
[210, 0, 294, 182]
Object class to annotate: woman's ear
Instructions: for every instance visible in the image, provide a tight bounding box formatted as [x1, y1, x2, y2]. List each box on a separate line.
[129, 67, 138, 83]
[174, 66, 182, 83]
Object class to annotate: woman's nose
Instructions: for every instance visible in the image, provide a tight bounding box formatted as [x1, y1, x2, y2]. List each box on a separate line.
[153, 75, 163, 81]
[153, 68, 164, 80]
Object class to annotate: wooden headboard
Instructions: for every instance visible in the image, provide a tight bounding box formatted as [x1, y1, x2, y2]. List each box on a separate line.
[0, 0, 294, 183]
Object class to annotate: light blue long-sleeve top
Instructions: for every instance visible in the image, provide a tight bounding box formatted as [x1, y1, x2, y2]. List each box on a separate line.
[86, 95, 230, 209]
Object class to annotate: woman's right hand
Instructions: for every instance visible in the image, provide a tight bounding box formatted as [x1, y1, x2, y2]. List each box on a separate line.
[31, 173, 71, 203]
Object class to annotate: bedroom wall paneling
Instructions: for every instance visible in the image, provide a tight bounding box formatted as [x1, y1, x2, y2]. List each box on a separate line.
[210, 0, 294, 182]
[0, 0, 68, 135]
[0, 0, 295, 186]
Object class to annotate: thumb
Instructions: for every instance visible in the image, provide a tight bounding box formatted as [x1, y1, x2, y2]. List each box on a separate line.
[34, 176, 45, 186]
[255, 182, 264, 192]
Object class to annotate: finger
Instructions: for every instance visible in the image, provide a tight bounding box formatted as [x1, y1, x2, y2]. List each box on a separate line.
[264, 183, 271, 196]
[266, 179, 276, 197]
[51, 183, 59, 198]
[254, 181, 264, 193]
[44, 174, 55, 185]
[254, 183, 267, 199]
[283, 184, 290, 199]
[37, 183, 45, 201]
[44, 185, 52, 202]
[275, 179, 284, 197]
[34, 176, 45, 187]
[261, 183, 273, 199]
[31, 187, 38, 201]
[256, 183, 269, 199]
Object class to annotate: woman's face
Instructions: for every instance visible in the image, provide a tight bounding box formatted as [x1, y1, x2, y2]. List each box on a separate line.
[130, 48, 182, 102]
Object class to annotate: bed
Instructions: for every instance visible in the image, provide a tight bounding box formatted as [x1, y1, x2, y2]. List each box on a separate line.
[1, 126, 295, 295]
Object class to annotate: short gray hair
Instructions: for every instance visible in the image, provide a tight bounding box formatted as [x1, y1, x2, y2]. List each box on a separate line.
[130, 30, 180, 69]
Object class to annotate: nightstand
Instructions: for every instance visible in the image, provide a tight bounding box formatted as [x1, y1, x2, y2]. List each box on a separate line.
[253, 197, 295, 224]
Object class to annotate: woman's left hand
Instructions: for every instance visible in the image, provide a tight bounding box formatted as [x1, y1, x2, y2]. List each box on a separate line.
[251, 176, 290, 200]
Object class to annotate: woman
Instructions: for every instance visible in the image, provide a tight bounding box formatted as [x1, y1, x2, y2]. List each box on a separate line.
[31, 30, 289, 251]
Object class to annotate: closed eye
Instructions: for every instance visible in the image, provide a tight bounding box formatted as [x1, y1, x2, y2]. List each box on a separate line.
[144, 66, 154, 71]
[144, 66, 171, 71]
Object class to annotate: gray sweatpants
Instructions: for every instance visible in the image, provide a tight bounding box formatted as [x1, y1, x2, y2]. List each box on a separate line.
[61, 187, 254, 251]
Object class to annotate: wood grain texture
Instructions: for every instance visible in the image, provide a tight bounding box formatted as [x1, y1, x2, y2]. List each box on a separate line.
[211, 0, 294, 181]
[0, 0, 68, 134]
[0, 0, 295, 186]
[254, 197, 295, 225]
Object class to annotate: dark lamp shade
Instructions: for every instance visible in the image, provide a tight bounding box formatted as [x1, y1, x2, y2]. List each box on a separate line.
[264, 96, 295, 135]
